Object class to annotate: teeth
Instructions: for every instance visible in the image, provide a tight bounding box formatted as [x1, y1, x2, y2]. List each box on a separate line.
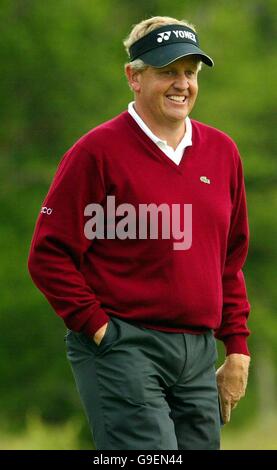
[167, 95, 185, 103]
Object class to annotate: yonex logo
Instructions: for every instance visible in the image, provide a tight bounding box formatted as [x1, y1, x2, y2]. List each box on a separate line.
[157, 30, 197, 44]
[200, 176, 211, 184]
[41, 206, 53, 215]
[172, 30, 196, 42]
[157, 31, 172, 43]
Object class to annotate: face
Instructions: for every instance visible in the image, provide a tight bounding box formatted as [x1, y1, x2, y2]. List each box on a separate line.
[127, 56, 199, 128]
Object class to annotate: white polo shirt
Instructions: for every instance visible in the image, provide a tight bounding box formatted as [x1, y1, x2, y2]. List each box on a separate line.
[128, 101, 192, 165]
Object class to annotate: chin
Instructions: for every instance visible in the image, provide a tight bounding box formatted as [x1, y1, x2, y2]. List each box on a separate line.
[167, 111, 187, 122]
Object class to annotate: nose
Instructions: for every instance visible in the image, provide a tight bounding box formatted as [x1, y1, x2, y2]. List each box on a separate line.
[173, 75, 190, 91]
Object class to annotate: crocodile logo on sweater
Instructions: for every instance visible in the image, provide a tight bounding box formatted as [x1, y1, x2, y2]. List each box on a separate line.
[200, 176, 211, 184]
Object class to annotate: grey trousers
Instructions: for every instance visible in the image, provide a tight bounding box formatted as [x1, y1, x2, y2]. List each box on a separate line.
[65, 316, 222, 450]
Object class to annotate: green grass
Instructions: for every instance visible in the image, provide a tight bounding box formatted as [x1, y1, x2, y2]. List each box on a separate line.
[0, 414, 85, 450]
[222, 415, 277, 450]
[0, 414, 276, 450]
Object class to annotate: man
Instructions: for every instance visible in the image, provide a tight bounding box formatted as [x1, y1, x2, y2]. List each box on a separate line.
[28, 16, 251, 450]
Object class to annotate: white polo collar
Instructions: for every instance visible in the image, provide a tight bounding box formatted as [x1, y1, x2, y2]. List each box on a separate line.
[128, 101, 192, 165]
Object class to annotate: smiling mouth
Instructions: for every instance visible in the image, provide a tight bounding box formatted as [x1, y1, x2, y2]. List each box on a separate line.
[166, 95, 187, 104]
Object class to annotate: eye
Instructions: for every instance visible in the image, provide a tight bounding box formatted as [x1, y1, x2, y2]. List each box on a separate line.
[160, 70, 175, 76]
[185, 70, 196, 78]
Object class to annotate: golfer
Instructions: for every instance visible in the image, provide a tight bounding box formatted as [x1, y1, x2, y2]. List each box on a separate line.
[28, 16, 251, 450]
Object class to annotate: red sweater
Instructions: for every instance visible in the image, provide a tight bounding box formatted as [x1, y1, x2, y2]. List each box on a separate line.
[28, 111, 250, 355]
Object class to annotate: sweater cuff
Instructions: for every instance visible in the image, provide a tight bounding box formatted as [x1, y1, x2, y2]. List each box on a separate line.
[82, 308, 110, 338]
[223, 335, 250, 356]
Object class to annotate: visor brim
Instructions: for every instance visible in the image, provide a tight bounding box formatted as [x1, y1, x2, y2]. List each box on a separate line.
[137, 43, 214, 67]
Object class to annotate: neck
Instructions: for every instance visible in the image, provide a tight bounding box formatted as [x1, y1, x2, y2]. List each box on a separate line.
[133, 103, 186, 150]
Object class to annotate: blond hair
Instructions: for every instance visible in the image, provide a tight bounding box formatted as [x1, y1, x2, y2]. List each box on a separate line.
[123, 16, 201, 72]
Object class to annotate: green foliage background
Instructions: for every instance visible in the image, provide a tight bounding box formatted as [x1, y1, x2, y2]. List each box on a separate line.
[0, 0, 276, 449]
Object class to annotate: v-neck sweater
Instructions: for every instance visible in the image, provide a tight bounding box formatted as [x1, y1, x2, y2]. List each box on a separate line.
[28, 111, 251, 355]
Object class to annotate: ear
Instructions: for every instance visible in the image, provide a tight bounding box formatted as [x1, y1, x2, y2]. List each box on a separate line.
[125, 64, 142, 92]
